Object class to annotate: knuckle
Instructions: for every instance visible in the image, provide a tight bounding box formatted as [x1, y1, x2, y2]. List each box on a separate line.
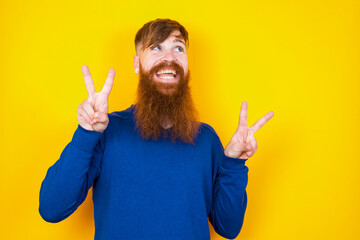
[83, 100, 89, 107]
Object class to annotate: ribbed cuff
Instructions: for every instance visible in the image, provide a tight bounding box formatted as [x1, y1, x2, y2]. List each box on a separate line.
[221, 154, 247, 170]
[71, 125, 103, 153]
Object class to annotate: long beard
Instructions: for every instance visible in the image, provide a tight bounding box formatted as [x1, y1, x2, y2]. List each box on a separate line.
[134, 62, 199, 144]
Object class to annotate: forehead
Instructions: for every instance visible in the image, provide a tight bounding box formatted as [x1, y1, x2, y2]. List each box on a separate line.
[143, 31, 186, 50]
[163, 31, 186, 45]
[137, 30, 187, 55]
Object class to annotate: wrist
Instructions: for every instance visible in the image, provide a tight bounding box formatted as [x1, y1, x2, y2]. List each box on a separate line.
[222, 153, 248, 170]
[72, 124, 104, 152]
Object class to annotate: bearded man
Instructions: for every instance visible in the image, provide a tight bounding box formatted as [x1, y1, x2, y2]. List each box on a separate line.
[39, 19, 274, 240]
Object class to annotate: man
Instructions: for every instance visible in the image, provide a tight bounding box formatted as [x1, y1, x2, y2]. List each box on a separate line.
[39, 19, 274, 240]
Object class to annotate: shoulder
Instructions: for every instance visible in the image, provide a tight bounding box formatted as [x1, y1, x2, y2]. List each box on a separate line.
[105, 105, 135, 134]
[108, 105, 134, 120]
[199, 122, 218, 137]
[197, 122, 221, 143]
[198, 122, 225, 165]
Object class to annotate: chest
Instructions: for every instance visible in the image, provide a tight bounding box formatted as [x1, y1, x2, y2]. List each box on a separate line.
[96, 130, 214, 199]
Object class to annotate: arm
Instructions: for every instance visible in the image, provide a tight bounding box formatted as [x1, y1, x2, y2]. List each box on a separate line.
[39, 65, 115, 222]
[210, 101, 274, 238]
[39, 125, 104, 223]
[209, 136, 248, 239]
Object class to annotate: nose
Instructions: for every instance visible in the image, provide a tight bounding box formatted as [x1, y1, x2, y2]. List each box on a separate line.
[162, 50, 176, 62]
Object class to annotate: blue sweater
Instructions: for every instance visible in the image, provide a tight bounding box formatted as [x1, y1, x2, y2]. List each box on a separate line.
[39, 105, 248, 240]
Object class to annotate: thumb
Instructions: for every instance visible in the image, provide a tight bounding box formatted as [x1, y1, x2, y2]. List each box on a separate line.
[94, 112, 108, 123]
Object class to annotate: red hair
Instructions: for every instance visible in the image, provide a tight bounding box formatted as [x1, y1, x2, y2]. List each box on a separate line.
[135, 18, 189, 54]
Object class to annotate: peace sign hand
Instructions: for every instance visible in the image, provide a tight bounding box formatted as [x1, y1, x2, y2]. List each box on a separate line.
[224, 101, 274, 159]
[77, 65, 115, 132]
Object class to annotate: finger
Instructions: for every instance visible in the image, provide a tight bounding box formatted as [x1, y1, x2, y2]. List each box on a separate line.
[78, 105, 93, 125]
[239, 152, 249, 159]
[239, 126, 249, 142]
[82, 100, 95, 121]
[248, 137, 257, 151]
[238, 101, 248, 127]
[241, 148, 255, 158]
[81, 65, 96, 97]
[101, 68, 115, 97]
[244, 136, 256, 156]
[247, 144, 258, 157]
[93, 112, 105, 122]
[94, 112, 100, 120]
[248, 142, 256, 155]
[96, 103, 108, 116]
[100, 113, 108, 122]
[97, 112, 108, 123]
[250, 111, 274, 133]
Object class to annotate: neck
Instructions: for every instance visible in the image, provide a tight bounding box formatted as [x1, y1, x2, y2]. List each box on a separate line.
[161, 116, 172, 129]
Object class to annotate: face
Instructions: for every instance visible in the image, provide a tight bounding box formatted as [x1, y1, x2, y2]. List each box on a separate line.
[134, 31, 189, 91]
[134, 30, 199, 143]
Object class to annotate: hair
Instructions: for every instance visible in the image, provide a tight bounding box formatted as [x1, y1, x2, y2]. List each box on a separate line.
[135, 18, 189, 55]
[135, 61, 199, 144]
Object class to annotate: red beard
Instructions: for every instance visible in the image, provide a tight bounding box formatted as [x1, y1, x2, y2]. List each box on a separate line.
[134, 61, 199, 144]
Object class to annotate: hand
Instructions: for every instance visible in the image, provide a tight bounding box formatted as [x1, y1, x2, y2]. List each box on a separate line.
[77, 65, 115, 132]
[224, 101, 274, 159]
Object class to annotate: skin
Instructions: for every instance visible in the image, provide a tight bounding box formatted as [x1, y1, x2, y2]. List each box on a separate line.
[133, 30, 188, 87]
[224, 101, 274, 159]
[77, 65, 115, 133]
[77, 31, 274, 159]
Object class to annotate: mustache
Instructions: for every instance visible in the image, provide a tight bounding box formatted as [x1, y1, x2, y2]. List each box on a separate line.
[149, 61, 185, 78]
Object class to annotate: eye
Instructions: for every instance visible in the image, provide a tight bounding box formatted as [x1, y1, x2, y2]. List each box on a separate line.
[152, 45, 161, 51]
[175, 46, 184, 52]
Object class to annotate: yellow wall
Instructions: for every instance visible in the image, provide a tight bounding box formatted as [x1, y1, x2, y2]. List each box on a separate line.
[1, 0, 359, 239]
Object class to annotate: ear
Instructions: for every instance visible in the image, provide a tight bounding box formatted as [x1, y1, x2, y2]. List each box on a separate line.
[133, 56, 139, 74]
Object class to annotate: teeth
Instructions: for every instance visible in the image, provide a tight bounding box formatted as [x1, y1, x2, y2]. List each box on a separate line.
[158, 75, 175, 79]
[156, 69, 176, 75]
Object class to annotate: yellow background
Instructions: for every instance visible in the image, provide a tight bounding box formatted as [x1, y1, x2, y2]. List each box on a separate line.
[1, 0, 359, 239]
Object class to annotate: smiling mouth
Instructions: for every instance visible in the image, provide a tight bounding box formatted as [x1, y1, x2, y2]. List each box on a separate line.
[156, 69, 177, 80]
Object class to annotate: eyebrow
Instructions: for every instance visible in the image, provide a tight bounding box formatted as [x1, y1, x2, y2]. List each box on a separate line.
[173, 38, 186, 45]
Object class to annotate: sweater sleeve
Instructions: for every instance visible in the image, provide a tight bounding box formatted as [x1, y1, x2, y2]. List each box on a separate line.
[208, 135, 248, 239]
[39, 125, 104, 223]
